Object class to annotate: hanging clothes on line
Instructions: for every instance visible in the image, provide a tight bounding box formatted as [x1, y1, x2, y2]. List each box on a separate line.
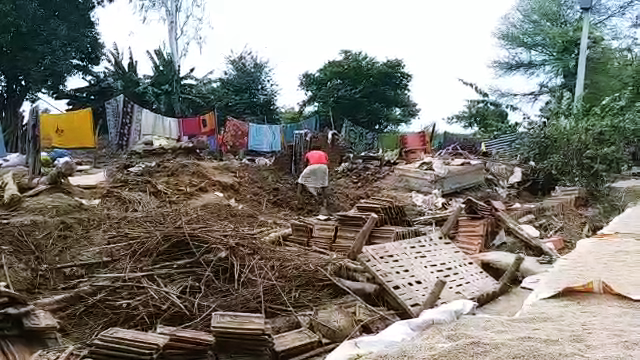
[199, 112, 216, 135]
[105, 95, 124, 143]
[223, 117, 249, 154]
[140, 109, 180, 139]
[379, 133, 400, 151]
[105, 95, 144, 151]
[282, 115, 320, 144]
[180, 117, 201, 137]
[341, 120, 377, 154]
[0, 122, 7, 158]
[248, 123, 282, 152]
[40, 108, 95, 149]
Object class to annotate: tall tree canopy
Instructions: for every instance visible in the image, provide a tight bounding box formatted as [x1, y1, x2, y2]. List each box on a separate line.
[446, 80, 520, 138]
[214, 49, 279, 124]
[131, 0, 207, 67]
[300, 50, 419, 132]
[0, 0, 105, 150]
[493, 0, 640, 104]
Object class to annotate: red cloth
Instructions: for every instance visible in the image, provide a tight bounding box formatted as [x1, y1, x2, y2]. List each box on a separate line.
[180, 117, 201, 136]
[223, 118, 248, 153]
[305, 150, 329, 165]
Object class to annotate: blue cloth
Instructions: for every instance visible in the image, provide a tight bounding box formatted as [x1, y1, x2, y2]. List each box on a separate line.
[0, 123, 6, 157]
[207, 135, 218, 151]
[248, 123, 282, 152]
[282, 116, 319, 144]
[48, 149, 71, 162]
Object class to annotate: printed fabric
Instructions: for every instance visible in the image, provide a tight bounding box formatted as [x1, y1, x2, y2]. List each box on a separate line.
[40, 108, 95, 149]
[248, 123, 282, 152]
[180, 117, 201, 137]
[140, 109, 180, 139]
[341, 120, 377, 154]
[223, 118, 249, 153]
[104, 95, 124, 143]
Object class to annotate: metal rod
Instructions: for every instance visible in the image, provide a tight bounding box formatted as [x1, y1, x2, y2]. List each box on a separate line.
[574, 9, 591, 106]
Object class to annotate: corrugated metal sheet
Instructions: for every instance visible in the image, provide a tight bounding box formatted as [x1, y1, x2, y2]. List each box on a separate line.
[484, 133, 521, 158]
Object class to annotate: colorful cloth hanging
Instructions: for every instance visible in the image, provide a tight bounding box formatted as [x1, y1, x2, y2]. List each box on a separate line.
[223, 118, 249, 153]
[140, 109, 180, 139]
[199, 112, 216, 134]
[105, 95, 124, 143]
[248, 123, 282, 152]
[40, 108, 95, 149]
[282, 115, 320, 144]
[341, 120, 377, 154]
[107, 96, 143, 151]
[180, 117, 201, 137]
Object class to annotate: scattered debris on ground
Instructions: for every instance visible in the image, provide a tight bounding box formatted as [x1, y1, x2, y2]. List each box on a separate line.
[0, 143, 634, 360]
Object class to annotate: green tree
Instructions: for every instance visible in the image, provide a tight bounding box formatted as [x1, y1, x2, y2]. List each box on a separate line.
[299, 50, 419, 132]
[280, 107, 303, 124]
[214, 49, 279, 123]
[516, 91, 640, 190]
[0, 0, 107, 150]
[60, 46, 217, 118]
[446, 80, 520, 138]
[493, 0, 640, 103]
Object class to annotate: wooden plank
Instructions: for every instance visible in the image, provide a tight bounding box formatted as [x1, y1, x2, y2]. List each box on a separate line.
[495, 211, 558, 258]
[418, 279, 447, 314]
[274, 328, 320, 357]
[211, 312, 266, 333]
[348, 214, 379, 260]
[441, 205, 463, 237]
[98, 328, 169, 349]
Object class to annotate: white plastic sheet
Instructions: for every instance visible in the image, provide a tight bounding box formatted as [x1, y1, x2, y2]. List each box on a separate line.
[325, 300, 477, 360]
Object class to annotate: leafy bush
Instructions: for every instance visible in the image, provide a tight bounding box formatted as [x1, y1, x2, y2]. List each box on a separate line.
[517, 92, 640, 190]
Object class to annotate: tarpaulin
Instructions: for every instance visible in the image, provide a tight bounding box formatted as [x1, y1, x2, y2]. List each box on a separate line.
[40, 108, 95, 149]
[180, 117, 201, 137]
[522, 234, 640, 313]
[248, 123, 282, 152]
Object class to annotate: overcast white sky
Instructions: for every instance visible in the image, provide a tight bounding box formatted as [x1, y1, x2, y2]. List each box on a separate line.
[38, 0, 537, 132]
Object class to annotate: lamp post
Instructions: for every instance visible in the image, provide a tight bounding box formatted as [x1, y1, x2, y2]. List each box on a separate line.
[574, 0, 593, 106]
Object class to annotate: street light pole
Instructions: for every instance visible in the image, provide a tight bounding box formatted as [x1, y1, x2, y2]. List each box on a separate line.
[574, 0, 593, 106]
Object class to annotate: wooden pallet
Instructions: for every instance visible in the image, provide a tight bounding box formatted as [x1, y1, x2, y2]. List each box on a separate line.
[358, 234, 498, 317]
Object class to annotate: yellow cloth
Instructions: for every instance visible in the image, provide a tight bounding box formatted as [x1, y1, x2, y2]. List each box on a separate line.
[40, 109, 96, 149]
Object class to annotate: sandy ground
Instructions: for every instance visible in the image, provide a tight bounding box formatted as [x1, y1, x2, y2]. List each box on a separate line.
[370, 293, 640, 359]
